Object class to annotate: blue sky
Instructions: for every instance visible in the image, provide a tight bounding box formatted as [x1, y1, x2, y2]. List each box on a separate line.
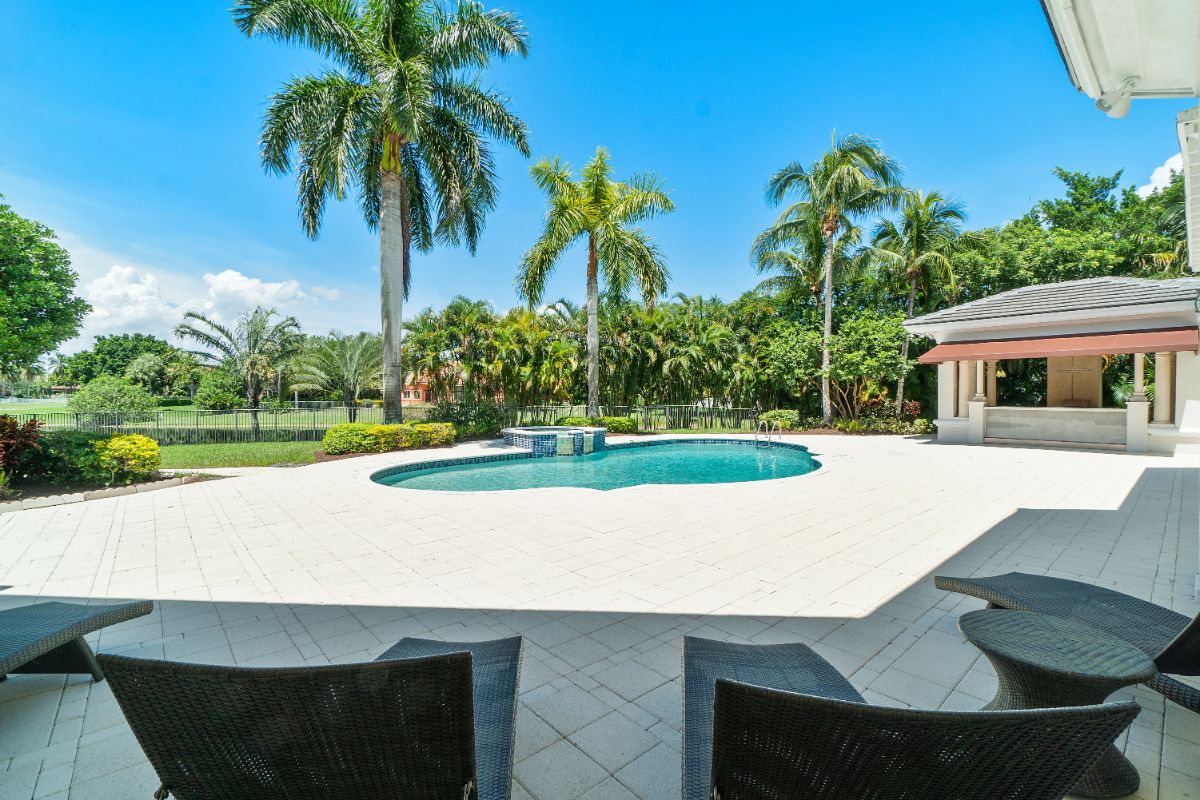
[0, 1, 1193, 351]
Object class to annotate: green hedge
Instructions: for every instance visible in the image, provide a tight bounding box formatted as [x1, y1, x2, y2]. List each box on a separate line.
[321, 422, 456, 455]
[553, 415, 638, 434]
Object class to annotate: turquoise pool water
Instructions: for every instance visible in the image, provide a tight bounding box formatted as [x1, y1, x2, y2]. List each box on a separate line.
[373, 440, 819, 492]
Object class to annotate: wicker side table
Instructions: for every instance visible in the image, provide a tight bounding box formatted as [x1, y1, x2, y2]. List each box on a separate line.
[958, 609, 1155, 798]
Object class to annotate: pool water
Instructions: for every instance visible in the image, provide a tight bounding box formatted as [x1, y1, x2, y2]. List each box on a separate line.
[373, 440, 819, 492]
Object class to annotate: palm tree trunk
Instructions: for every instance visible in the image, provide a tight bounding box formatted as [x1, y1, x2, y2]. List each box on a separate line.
[894, 274, 917, 416]
[821, 231, 835, 425]
[379, 139, 406, 425]
[586, 235, 600, 418]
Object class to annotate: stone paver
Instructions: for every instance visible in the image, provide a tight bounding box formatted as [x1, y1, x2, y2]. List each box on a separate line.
[0, 435, 1197, 799]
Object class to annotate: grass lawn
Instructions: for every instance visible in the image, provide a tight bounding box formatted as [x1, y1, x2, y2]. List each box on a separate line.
[0, 403, 71, 414]
[160, 441, 322, 468]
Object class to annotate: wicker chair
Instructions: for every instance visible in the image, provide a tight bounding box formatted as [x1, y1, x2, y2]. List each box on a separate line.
[98, 636, 522, 800]
[0, 600, 153, 682]
[682, 636, 1139, 800]
[936, 572, 1200, 713]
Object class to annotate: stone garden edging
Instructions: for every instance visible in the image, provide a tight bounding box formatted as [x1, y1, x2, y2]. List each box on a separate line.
[0, 475, 204, 514]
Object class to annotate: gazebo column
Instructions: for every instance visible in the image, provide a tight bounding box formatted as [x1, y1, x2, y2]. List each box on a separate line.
[957, 360, 973, 419]
[986, 361, 998, 406]
[937, 360, 958, 421]
[1127, 352, 1150, 453]
[968, 359, 986, 444]
[1153, 352, 1175, 424]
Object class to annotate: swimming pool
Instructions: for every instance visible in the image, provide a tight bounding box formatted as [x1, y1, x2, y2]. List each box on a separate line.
[371, 439, 820, 492]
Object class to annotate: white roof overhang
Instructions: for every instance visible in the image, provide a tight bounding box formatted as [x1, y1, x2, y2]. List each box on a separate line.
[905, 301, 1200, 344]
[1041, 0, 1199, 102]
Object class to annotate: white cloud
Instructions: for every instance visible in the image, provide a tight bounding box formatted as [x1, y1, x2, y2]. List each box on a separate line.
[310, 286, 342, 302]
[1137, 153, 1184, 198]
[199, 269, 309, 317]
[64, 262, 369, 353]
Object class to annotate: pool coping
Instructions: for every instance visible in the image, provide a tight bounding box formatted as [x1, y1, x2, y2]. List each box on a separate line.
[368, 436, 821, 492]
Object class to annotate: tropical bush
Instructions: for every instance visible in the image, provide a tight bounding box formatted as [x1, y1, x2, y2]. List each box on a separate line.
[0, 415, 41, 472]
[429, 399, 505, 436]
[15, 430, 160, 486]
[17, 431, 105, 485]
[194, 368, 246, 410]
[322, 422, 456, 455]
[758, 410, 801, 430]
[67, 375, 156, 418]
[92, 434, 161, 485]
[834, 417, 934, 435]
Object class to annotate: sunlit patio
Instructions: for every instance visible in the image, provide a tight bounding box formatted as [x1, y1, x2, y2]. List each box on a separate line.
[1, 435, 1198, 800]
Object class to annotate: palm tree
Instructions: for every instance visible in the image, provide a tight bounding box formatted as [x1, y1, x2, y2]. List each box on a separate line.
[751, 213, 863, 307]
[756, 133, 902, 423]
[234, 0, 530, 424]
[869, 189, 967, 413]
[291, 332, 383, 421]
[517, 147, 674, 416]
[175, 307, 303, 438]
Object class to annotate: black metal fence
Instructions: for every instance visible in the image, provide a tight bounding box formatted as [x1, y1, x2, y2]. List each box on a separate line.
[6, 403, 758, 446]
[5, 405, 434, 446]
[510, 405, 760, 431]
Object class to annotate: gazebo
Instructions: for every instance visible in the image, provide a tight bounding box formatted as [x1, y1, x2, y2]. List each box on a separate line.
[904, 277, 1200, 452]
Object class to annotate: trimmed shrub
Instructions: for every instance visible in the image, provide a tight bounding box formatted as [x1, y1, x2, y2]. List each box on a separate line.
[322, 421, 457, 454]
[68, 376, 156, 419]
[553, 416, 638, 433]
[598, 416, 636, 434]
[412, 422, 455, 447]
[93, 434, 160, 485]
[322, 423, 378, 454]
[758, 410, 800, 430]
[155, 396, 193, 407]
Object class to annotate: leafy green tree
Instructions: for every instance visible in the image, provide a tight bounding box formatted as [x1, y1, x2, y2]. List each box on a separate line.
[175, 307, 303, 437]
[67, 376, 157, 418]
[62, 334, 174, 385]
[194, 367, 247, 410]
[124, 352, 167, 395]
[827, 312, 912, 419]
[234, 0, 530, 424]
[762, 321, 823, 402]
[291, 332, 382, 421]
[518, 147, 674, 416]
[757, 133, 903, 423]
[0, 197, 89, 373]
[869, 189, 966, 412]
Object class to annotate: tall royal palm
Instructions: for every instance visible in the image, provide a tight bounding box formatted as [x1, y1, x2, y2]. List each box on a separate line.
[517, 147, 674, 417]
[234, 0, 530, 422]
[870, 189, 966, 413]
[757, 133, 902, 423]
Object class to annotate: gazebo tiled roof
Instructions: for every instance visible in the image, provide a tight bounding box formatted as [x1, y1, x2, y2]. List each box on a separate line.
[908, 277, 1200, 327]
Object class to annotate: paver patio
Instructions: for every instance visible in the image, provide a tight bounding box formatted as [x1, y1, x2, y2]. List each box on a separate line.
[0, 434, 1197, 800]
